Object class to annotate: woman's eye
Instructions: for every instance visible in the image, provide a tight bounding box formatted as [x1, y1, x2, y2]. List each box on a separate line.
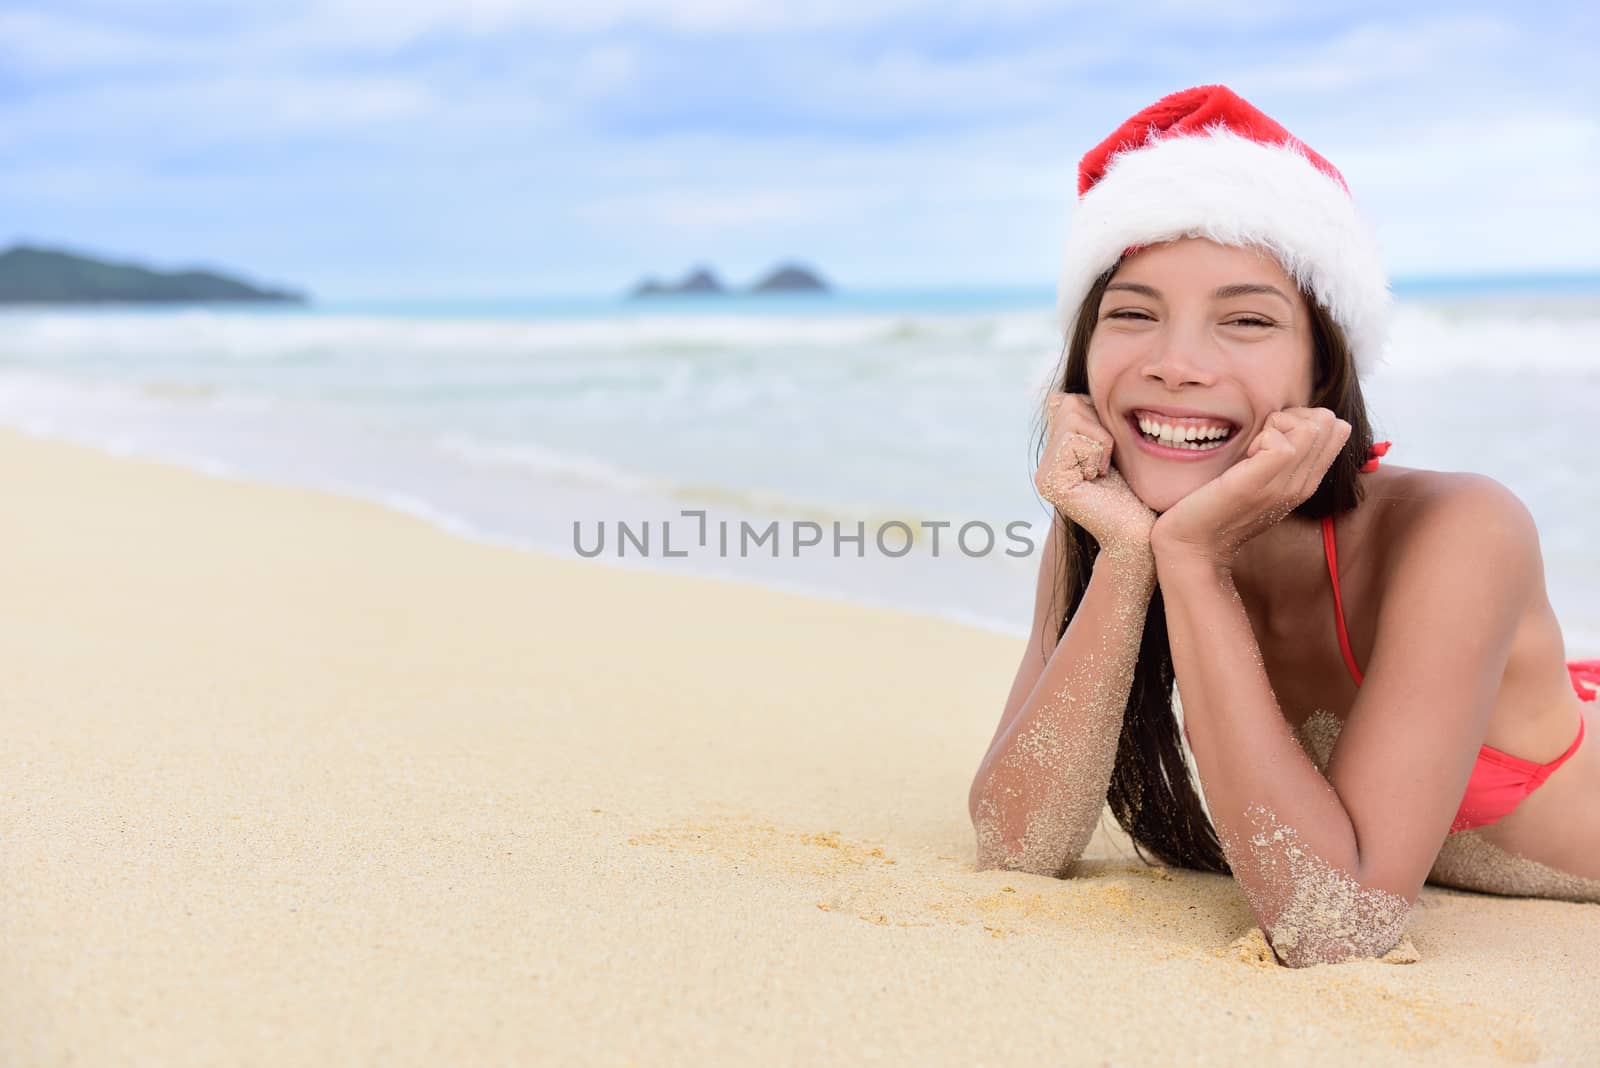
[1106, 311, 1274, 327]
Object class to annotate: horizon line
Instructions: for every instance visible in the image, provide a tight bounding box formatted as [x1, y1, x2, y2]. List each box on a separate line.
[318, 269, 1600, 304]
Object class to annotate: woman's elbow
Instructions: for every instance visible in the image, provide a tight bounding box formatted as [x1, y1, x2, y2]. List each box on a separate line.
[1263, 897, 1415, 968]
[969, 793, 1089, 878]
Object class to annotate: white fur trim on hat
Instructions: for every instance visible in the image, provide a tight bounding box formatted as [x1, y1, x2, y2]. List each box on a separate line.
[1052, 125, 1392, 387]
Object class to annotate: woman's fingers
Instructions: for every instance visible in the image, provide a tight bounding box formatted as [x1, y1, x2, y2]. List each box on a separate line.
[1238, 428, 1294, 506]
[1246, 418, 1293, 461]
[1063, 432, 1105, 481]
[1066, 395, 1114, 477]
[1265, 408, 1349, 497]
[1319, 414, 1351, 482]
[1276, 410, 1321, 484]
[1044, 392, 1114, 480]
[1046, 392, 1065, 432]
[1286, 408, 1347, 487]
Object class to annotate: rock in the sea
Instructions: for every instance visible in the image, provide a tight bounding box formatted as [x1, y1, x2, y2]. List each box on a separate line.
[750, 263, 829, 293]
[627, 265, 727, 298]
[0, 244, 307, 304]
[627, 261, 830, 298]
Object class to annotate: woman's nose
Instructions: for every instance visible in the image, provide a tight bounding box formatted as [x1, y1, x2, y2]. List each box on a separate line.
[1140, 328, 1218, 388]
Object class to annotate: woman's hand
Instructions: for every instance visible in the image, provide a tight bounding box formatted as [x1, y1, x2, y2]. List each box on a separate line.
[1150, 406, 1350, 569]
[1035, 392, 1157, 566]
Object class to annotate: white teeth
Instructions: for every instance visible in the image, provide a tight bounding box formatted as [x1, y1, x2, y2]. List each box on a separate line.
[1135, 413, 1233, 450]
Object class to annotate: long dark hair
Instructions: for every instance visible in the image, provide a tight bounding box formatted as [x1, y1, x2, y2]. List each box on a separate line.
[1032, 255, 1378, 872]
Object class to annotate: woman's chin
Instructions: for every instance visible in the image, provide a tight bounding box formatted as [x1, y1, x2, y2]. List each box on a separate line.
[1125, 470, 1208, 515]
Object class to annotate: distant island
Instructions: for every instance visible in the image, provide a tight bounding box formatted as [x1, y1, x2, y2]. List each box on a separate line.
[627, 261, 830, 299]
[0, 243, 309, 304]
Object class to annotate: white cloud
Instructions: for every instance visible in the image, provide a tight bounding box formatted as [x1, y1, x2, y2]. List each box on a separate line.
[0, 10, 192, 73]
[571, 44, 640, 98]
[790, 41, 1106, 122]
[575, 188, 826, 229]
[309, 0, 1069, 38]
[4, 1, 1595, 294]
[0, 73, 445, 158]
[1347, 111, 1600, 273]
[1, 1, 1101, 76]
[1238, 13, 1517, 94]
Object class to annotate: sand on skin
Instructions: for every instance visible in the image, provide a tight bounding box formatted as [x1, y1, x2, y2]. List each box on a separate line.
[0, 427, 1592, 1066]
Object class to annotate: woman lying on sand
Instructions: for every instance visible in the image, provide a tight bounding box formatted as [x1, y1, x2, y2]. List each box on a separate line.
[967, 85, 1600, 968]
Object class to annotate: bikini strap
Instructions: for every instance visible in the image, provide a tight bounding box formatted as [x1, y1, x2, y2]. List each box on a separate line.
[1571, 659, 1600, 703]
[1322, 441, 1392, 686]
[1322, 515, 1365, 687]
[1531, 714, 1586, 786]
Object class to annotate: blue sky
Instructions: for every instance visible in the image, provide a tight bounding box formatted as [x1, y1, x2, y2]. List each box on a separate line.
[3, 1, 1597, 299]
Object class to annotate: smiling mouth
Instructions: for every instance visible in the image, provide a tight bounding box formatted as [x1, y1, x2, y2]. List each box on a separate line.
[1126, 411, 1239, 452]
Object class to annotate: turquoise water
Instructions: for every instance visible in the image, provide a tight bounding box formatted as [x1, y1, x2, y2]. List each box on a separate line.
[38, 271, 1598, 320]
[2, 279, 1598, 642]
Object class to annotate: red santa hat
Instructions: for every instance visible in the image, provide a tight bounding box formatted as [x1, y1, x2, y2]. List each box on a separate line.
[1055, 84, 1391, 377]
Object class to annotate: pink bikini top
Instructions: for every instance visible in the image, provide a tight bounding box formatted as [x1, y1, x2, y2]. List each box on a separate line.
[1319, 441, 1594, 833]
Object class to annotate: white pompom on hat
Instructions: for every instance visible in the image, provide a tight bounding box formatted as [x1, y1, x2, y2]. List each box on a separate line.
[1053, 84, 1391, 379]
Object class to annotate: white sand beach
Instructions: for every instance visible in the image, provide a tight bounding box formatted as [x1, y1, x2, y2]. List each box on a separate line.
[2, 426, 1595, 1066]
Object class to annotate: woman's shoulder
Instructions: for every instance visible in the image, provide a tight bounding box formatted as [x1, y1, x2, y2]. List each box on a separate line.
[1364, 465, 1541, 584]
[1365, 464, 1532, 521]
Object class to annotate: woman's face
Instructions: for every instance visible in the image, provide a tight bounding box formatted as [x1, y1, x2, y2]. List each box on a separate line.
[1086, 236, 1317, 514]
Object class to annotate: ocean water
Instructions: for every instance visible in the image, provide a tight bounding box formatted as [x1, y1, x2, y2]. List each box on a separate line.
[2, 282, 1598, 649]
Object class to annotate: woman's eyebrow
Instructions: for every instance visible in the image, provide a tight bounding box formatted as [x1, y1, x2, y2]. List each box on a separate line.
[1103, 282, 1161, 298]
[1214, 282, 1292, 307]
[1104, 281, 1292, 307]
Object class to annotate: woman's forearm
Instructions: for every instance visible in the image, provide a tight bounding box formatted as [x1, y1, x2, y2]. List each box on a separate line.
[969, 550, 1156, 876]
[1156, 551, 1411, 965]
